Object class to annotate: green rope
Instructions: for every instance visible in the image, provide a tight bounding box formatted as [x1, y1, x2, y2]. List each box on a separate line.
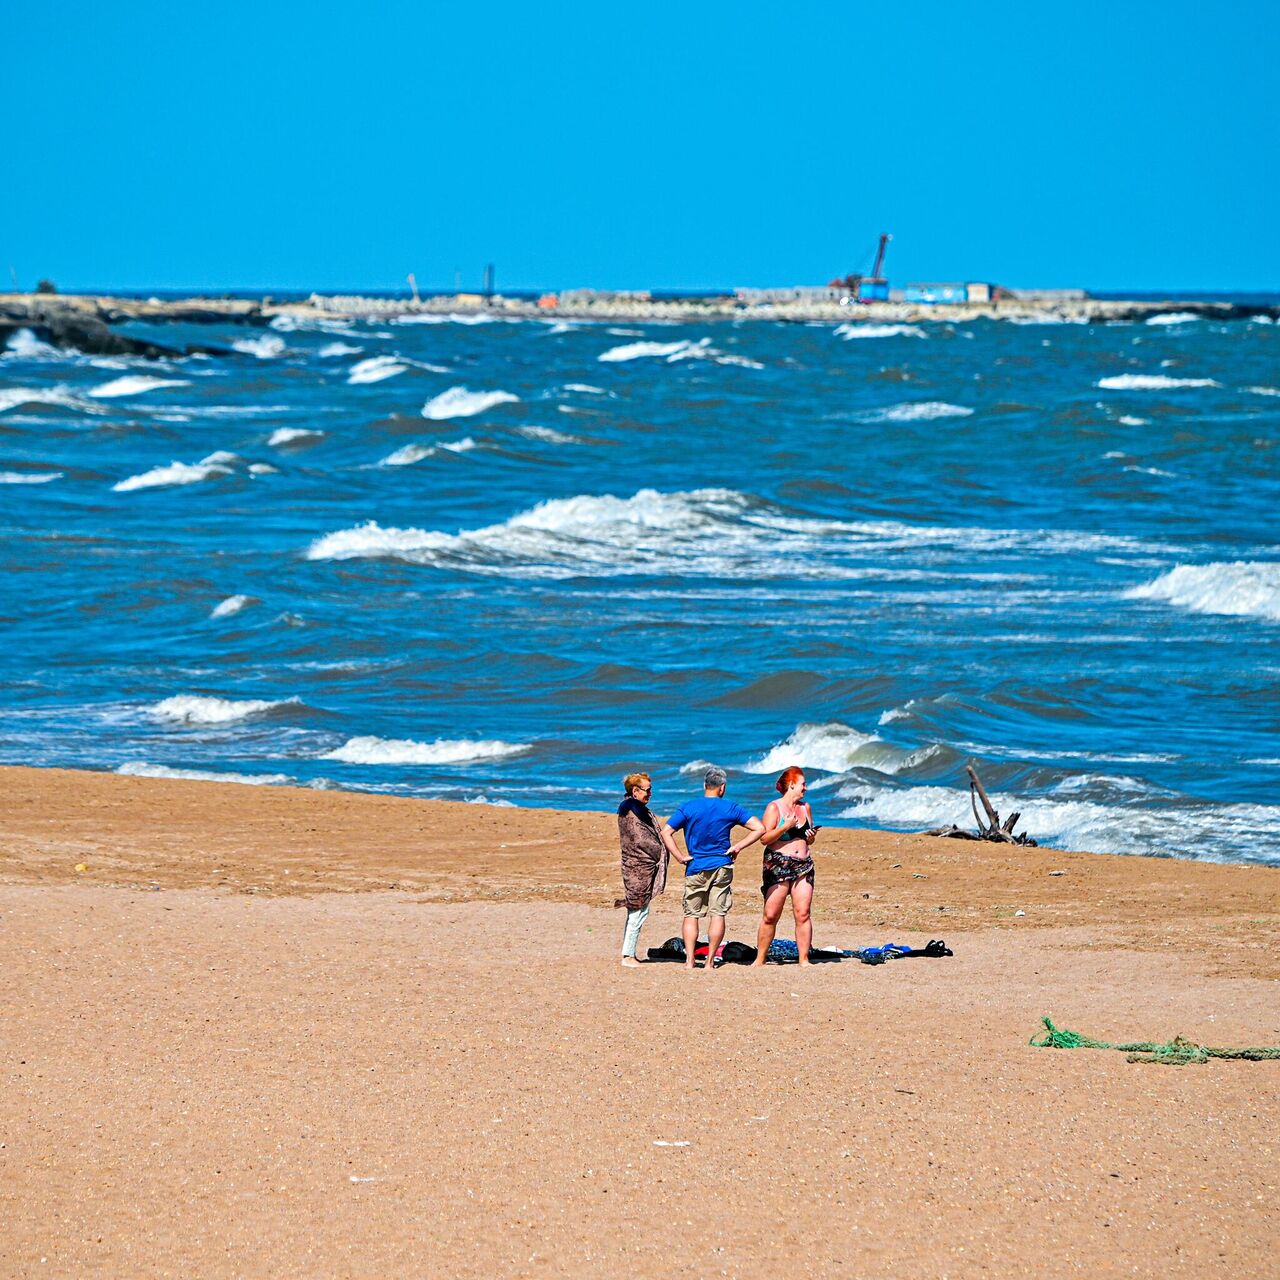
[1031, 1017, 1280, 1066]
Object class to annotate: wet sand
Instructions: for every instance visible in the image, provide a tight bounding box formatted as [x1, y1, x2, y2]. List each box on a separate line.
[2, 766, 1276, 1277]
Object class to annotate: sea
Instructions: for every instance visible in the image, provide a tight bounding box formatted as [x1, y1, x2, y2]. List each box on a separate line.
[3, 305, 1278, 866]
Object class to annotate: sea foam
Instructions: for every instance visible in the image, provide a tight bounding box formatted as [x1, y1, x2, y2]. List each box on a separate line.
[0, 470, 63, 484]
[0, 386, 97, 415]
[834, 323, 925, 340]
[2, 328, 62, 359]
[322, 735, 529, 765]
[1096, 374, 1219, 390]
[861, 401, 974, 423]
[118, 762, 293, 786]
[149, 695, 300, 725]
[88, 375, 191, 399]
[1145, 312, 1201, 325]
[422, 386, 519, 419]
[1125, 561, 1280, 622]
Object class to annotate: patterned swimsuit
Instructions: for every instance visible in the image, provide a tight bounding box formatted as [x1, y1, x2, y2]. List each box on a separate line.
[760, 802, 815, 896]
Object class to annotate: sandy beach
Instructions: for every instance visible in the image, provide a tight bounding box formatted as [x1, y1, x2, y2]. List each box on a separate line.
[1, 766, 1276, 1278]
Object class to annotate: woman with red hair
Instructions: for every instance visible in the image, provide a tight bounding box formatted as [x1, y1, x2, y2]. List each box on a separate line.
[731, 765, 820, 965]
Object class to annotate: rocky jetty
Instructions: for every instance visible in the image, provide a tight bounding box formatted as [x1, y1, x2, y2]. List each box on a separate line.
[2, 290, 1275, 358]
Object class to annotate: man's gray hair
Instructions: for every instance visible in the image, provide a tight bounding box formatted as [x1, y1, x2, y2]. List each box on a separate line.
[703, 765, 728, 789]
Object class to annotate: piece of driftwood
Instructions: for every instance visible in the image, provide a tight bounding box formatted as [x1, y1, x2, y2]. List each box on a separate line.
[925, 764, 1039, 846]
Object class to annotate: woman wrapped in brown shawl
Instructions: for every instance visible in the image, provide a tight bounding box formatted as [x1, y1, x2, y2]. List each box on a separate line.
[616, 772, 673, 966]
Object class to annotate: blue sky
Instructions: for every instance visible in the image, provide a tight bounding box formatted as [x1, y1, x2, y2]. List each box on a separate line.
[7, 1, 1277, 293]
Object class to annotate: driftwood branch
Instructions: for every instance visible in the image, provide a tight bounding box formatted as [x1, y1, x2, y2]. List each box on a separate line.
[924, 763, 1038, 846]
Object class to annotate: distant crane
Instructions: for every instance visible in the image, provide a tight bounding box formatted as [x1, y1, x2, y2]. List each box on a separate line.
[828, 233, 892, 302]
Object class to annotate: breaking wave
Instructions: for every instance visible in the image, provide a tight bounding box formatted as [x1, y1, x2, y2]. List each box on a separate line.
[1096, 373, 1219, 390]
[0, 470, 62, 484]
[113, 454, 235, 492]
[89, 375, 190, 399]
[149, 694, 302, 724]
[834, 323, 925, 340]
[0, 385, 98, 415]
[860, 401, 974, 423]
[1245, 385, 1280, 398]
[268, 426, 324, 446]
[745, 722, 928, 775]
[597, 337, 762, 368]
[232, 335, 287, 359]
[318, 341, 362, 358]
[3, 328, 62, 359]
[836, 781, 1280, 864]
[322, 735, 530, 765]
[305, 487, 1169, 578]
[1125, 561, 1280, 622]
[348, 355, 407, 384]
[210, 594, 252, 619]
[422, 386, 519, 419]
[1144, 312, 1201, 326]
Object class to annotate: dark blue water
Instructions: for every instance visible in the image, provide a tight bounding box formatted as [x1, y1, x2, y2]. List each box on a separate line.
[3, 311, 1278, 863]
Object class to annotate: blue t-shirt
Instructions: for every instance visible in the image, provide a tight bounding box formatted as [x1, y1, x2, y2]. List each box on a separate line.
[667, 796, 753, 874]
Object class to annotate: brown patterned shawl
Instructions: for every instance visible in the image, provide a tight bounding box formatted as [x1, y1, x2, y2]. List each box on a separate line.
[615, 798, 668, 910]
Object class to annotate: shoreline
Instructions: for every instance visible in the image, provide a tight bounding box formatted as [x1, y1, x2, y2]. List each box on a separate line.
[2, 763, 1277, 1277]
[3, 290, 1277, 358]
[4, 765, 1275, 976]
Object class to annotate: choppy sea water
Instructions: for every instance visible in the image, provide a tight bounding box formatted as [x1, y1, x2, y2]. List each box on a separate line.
[3, 310, 1278, 865]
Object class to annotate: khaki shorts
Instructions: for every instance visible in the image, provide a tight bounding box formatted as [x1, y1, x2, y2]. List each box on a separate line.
[682, 865, 733, 918]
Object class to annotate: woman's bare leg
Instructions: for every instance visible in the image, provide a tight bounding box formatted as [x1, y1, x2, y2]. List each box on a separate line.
[792, 877, 814, 963]
[752, 883, 791, 966]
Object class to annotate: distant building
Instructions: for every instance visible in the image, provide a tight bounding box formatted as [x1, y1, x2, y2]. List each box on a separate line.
[735, 285, 847, 305]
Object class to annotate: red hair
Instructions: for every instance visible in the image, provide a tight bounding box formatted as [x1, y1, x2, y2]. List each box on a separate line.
[775, 766, 805, 794]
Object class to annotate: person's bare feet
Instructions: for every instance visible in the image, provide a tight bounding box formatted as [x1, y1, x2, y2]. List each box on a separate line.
[620, 956, 643, 968]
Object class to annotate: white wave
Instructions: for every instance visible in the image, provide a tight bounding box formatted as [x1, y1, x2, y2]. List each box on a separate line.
[318, 341, 362, 358]
[1096, 373, 1219, 390]
[3, 328, 62, 359]
[149, 694, 300, 725]
[878, 707, 909, 725]
[1145, 312, 1201, 325]
[1245, 385, 1280, 398]
[836, 781, 1280, 863]
[680, 759, 717, 776]
[210, 594, 252, 619]
[746, 722, 922, 776]
[835, 323, 925, 340]
[380, 443, 435, 467]
[322, 735, 530, 765]
[117, 762, 293, 786]
[1125, 561, 1280, 622]
[517, 425, 578, 444]
[465, 794, 517, 807]
[861, 401, 974, 423]
[0, 385, 98, 415]
[269, 314, 353, 333]
[393, 312, 499, 326]
[232, 335, 287, 359]
[248, 463, 277, 475]
[1123, 465, 1176, 478]
[0, 470, 62, 484]
[599, 338, 703, 363]
[347, 355, 407, 384]
[1250, 315, 1275, 325]
[440, 436, 477, 453]
[563, 383, 607, 394]
[201, 450, 241, 467]
[422, 386, 518, 419]
[112, 457, 232, 492]
[88, 374, 190, 399]
[268, 426, 324, 446]
[1117, 415, 1149, 426]
[305, 487, 1171, 578]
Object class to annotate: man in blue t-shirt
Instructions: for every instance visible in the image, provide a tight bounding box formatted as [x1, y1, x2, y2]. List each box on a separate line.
[661, 766, 764, 972]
